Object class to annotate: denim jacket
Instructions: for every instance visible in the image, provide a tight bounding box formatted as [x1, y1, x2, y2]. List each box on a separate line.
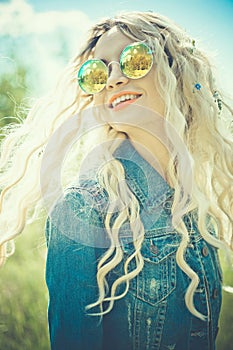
[45, 139, 222, 350]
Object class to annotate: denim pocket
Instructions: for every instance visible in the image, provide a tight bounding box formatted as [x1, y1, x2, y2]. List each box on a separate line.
[120, 231, 180, 306]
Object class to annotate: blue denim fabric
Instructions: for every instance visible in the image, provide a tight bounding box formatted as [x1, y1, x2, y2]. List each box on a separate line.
[45, 139, 222, 350]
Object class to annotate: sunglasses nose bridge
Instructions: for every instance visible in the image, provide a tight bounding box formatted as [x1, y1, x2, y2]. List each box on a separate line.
[107, 61, 120, 67]
[107, 61, 120, 75]
[106, 61, 128, 91]
[108, 61, 120, 67]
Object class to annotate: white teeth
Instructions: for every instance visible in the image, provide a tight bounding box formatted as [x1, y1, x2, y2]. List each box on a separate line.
[111, 94, 140, 108]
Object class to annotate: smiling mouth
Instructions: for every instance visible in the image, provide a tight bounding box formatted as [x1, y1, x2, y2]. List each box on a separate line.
[109, 93, 142, 109]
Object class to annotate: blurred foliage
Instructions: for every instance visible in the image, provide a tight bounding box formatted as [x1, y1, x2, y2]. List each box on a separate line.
[0, 55, 50, 349]
[0, 63, 30, 132]
[0, 220, 50, 350]
[217, 253, 233, 350]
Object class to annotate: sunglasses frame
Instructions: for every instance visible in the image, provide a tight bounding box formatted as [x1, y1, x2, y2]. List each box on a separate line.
[77, 41, 154, 95]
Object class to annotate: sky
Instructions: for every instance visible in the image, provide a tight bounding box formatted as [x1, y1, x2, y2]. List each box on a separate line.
[0, 0, 232, 96]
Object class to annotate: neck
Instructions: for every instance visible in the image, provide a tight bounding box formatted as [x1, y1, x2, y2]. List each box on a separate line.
[126, 121, 172, 187]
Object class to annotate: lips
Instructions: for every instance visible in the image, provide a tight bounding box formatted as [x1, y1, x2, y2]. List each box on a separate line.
[108, 91, 142, 110]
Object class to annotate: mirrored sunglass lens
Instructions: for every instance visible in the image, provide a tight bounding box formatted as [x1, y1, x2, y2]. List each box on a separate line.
[78, 60, 108, 94]
[120, 42, 153, 79]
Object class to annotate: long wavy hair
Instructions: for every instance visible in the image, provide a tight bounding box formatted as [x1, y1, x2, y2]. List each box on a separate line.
[0, 11, 232, 321]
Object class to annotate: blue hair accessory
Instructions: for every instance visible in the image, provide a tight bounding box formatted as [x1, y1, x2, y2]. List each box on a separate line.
[193, 83, 202, 92]
[194, 83, 201, 90]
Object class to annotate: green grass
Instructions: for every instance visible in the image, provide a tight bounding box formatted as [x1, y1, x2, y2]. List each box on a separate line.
[0, 221, 232, 350]
[0, 219, 49, 350]
[217, 253, 233, 350]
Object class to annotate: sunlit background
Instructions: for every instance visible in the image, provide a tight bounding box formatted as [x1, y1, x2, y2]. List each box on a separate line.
[0, 0, 232, 349]
[0, 0, 233, 95]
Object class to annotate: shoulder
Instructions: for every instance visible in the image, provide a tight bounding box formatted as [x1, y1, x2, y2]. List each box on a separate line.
[63, 179, 109, 218]
[50, 179, 108, 223]
[45, 180, 108, 246]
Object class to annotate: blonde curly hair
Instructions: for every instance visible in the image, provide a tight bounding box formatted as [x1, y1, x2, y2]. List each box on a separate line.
[0, 11, 232, 320]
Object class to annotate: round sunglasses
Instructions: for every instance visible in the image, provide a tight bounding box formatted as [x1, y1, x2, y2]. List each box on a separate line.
[77, 42, 154, 95]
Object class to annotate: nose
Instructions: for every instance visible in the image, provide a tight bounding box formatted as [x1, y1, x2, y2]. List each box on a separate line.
[106, 61, 128, 91]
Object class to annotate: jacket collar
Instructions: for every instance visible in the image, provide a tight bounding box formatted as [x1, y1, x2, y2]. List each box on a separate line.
[113, 139, 174, 209]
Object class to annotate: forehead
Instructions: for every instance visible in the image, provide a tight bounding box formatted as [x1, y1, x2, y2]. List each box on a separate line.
[94, 27, 133, 59]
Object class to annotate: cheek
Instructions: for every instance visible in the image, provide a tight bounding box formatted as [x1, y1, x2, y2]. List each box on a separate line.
[92, 93, 111, 124]
[150, 93, 165, 116]
[93, 92, 105, 106]
[145, 77, 165, 116]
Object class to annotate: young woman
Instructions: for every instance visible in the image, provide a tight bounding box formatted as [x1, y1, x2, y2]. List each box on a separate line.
[0, 11, 232, 350]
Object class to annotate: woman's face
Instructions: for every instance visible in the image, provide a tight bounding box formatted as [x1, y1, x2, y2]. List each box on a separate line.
[93, 27, 165, 133]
